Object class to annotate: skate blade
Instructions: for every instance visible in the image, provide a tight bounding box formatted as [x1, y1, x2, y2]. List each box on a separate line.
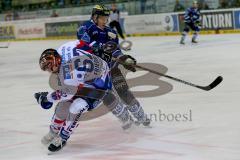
[47, 148, 64, 155]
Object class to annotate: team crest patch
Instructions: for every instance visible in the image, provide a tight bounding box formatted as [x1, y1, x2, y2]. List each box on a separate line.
[108, 32, 116, 39]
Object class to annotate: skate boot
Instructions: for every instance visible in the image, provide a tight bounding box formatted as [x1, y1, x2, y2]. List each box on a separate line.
[127, 102, 151, 127]
[142, 116, 151, 126]
[122, 116, 135, 130]
[48, 135, 66, 152]
[192, 33, 198, 43]
[180, 37, 185, 44]
[135, 115, 151, 127]
[192, 38, 198, 43]
[41, 130, 58, 146]
[180, 33, 187, 45]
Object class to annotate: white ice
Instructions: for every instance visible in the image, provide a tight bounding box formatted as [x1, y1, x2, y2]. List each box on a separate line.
[0, 34, 239, 160]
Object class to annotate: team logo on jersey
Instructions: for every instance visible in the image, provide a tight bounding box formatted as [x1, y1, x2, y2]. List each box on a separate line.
[82, 32, 90, 43]
[108, 32, 116, 39]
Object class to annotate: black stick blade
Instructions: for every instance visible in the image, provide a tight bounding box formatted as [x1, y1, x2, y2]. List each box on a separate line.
[198, 76, 223, 91]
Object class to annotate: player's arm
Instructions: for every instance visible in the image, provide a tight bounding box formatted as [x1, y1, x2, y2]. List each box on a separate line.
[117, 10, 120, 21]
[34, 92, 53, 109]
[193, 10, 201, 26]
[77, 22, 93, 43]
[34, 90, 74, 109]
[184, 8, 192, 23]
[34, 64, 84, 110]
[106, 29, 137, 72]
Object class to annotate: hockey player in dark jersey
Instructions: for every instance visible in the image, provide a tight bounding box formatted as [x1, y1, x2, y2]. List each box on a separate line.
[180, 1, 201, 44]
[77, 5, 150, 127]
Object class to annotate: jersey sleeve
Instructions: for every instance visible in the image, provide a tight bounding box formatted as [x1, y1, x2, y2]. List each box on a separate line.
[184, 8, 192, 23]
[46, 90, 74, 103]
[193, 10, 201, 23]
[106, 28, 122, 58]
[46, 71, 85, 104]
[77, 25, 91, 43]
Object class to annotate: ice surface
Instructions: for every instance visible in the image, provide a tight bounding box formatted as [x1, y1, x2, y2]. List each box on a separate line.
[0, 34, 239, 160]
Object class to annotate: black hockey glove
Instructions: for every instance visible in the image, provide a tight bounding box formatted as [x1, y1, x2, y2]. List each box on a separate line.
[194, 21, 202, 27]
[118, 55, 137, 72]
[91, 43, 111, 62]
[102, 41, 118, 55]
[92, 41, 118, 63]
[34, 92, 53, 109]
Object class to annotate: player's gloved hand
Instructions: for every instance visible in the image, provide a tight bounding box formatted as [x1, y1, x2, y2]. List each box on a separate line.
[90, 41, 112, 62]
[34, 92, 53, 109]
[102, 41, 118, 62]
[102, 41, 118, 54]
[90, 41, 103, 55]
[50, 90, 63, 101]
[195, 21, 202, 28]
[118, 55, 137, 72]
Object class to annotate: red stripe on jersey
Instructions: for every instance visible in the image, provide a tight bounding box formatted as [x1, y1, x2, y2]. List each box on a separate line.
[76, 40, 93, 54]
[54, 118, 65, 124]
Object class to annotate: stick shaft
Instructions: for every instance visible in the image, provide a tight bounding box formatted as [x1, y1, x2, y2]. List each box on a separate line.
[134, 64, 200, 88]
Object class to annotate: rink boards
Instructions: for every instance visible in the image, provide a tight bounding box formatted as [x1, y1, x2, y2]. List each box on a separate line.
[1, 8, 240, 41]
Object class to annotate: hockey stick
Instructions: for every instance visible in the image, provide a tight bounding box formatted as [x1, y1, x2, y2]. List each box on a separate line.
[134, 64, 222, 91]
[101, 41, 223, 91]
[0, 46, 9, 48]
[0, 41, 10, 48]
[116, 59, 223, 91]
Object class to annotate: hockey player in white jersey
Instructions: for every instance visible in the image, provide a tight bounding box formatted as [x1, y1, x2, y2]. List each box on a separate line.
[34, 41, 137, 152]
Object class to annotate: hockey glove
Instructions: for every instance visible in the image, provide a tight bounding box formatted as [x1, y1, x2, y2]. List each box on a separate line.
[34, 92, 53, 109]
[102, 41, 118, 55]
[118, 55, 137, 72]
[50, 90, 63, 101]
[91, 42, 112, 62]
[195, 21, 202, 28]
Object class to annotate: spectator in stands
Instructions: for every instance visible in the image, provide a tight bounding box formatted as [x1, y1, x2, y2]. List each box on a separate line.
[199, 0, 210, 10]
[5, 11, 13, 21]
[0, 2, 2, 14]
[51, 10, 59, 17]
[58, 0, 65, 8]
[140, 0, 147, 13]
[218, 0, 228, 8]
[235, 0, 240, 7]
[174, 0, 185, 12]
[2, 0, 12, 11]
[13, 10, 20, 20]
[229, 0, 240, 7]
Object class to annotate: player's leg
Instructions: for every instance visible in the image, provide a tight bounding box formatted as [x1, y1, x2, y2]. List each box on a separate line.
[180, 23, 190, 44]
[111, 67, 150, 126]
[41, 101, 70, 146]
[109, 21, 115, 29]
[48, 98, 89, 152]
[115, 21, 125, 40]
[103, 90, 134, 130]
[191, 24, 200, 43]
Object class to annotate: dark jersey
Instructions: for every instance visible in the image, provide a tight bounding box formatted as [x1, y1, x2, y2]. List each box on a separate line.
[76, 19, 123, 66]
[184, 7, 201, 24]
[77, 20, 119, 45]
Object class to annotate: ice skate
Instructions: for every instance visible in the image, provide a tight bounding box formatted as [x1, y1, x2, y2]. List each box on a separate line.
[122, 116, 135, 130]
[41, 130, 58, 146]
[134, 115, 151, 127]
[180, 37, 185, 44]
[48, 135, 66, 152]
